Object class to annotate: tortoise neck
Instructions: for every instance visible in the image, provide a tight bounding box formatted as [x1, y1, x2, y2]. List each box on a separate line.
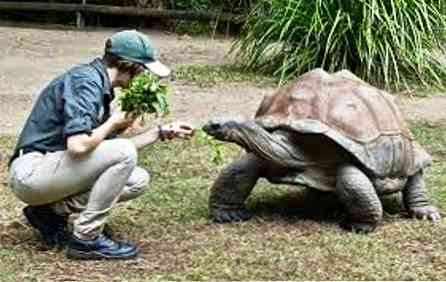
[234, 122, 307, 168]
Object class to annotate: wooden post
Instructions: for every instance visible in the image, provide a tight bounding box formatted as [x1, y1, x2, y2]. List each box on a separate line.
[0, 2, 244, 24]
[76, 0, 86, 28]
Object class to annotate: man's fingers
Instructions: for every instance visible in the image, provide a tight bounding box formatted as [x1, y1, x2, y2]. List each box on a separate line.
[124, 112, 138, 120]
[176, 128, 194, 136]
[179, 124, 193, 130]
[160, 122, 195, 141]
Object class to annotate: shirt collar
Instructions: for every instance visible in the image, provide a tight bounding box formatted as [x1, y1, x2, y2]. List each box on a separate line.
[90, 58, 113, 97]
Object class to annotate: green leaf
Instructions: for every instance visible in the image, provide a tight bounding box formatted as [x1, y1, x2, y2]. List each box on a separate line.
[118, 73, 170, 117]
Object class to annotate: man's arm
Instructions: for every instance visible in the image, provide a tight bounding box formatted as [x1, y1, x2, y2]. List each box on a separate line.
[130, 122, 195, 150]
[68, 120, 194, 157]
[129, 127, 161, 150]
[67, 118, 117, 157]
[67, 111, 135, 158]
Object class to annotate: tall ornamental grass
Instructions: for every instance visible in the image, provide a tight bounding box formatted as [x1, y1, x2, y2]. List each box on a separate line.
[233, 0, 446, 90]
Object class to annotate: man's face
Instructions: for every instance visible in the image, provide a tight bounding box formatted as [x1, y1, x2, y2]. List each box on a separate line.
[116, 66, 145, 88]
[116, 72, 133, 88]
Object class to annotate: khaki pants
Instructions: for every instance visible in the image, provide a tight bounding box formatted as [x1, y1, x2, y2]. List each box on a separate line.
[8, 139, 150, 240]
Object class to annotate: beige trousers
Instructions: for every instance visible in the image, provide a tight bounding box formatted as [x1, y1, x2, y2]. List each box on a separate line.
[8, 139, 150, 240]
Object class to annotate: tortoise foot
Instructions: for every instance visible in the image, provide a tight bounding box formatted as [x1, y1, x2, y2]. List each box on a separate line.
[408, 205, 441, 221]
[210, 208, 253, 223]
[340, 220, 377, 234]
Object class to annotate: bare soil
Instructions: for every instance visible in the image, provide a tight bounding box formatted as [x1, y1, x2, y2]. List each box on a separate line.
[0, 22, 445, 137]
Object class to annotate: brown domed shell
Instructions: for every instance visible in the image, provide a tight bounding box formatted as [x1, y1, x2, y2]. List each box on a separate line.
[255, 69, 429, 177]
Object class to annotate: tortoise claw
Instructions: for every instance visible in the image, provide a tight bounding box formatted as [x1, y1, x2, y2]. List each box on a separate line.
[409, 205, 441, 222]
[211, 209, 253, 223]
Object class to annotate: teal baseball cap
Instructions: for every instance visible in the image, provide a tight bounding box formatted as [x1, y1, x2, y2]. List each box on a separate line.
[105, 30, 171, 77]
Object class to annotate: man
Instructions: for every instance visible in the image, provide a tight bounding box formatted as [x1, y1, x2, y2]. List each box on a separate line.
[8, 30, 194, 260]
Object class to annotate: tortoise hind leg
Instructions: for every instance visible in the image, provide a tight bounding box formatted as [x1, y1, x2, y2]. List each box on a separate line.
[335, 164, 383, 233]
[403, 171, 441, 221]
[209, 153, 263, 223]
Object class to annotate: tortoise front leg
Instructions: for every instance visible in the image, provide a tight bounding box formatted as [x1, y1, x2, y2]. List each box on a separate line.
[403, 171, 441, 221]
[209, 153, 263, 223]
[336, 164, 383, 233]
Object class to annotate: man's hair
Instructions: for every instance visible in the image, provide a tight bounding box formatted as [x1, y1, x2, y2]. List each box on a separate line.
[102, 39, 145, 76]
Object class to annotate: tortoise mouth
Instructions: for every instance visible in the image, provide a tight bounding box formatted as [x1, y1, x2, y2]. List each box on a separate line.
[202, 122, 228, 142]
[202, 122, 221, 136]
[202, 120, 241, 142]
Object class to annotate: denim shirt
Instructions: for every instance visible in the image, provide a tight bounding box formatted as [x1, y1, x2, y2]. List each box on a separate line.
[10, 58, 114, 164]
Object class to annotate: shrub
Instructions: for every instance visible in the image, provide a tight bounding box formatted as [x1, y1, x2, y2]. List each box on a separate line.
[174, 0, 254, 13]
[233, 0, 446, 90]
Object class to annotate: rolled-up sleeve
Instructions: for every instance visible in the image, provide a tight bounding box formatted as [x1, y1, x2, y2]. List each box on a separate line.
[63, 76, 102, 138]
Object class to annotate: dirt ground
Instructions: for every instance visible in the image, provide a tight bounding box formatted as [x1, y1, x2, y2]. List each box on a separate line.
[1, 22, 446, 137]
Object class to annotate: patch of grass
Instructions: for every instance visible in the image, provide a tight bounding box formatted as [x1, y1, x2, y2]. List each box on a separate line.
[404, 87, 446, 98]
[410, 120, 446, 157]
[0, 121, 445, 281]
[410, 121, 446, 207]
[175, 64, 278, 87]
[0, 135, 15, 174]
[425, 162, 446, 209]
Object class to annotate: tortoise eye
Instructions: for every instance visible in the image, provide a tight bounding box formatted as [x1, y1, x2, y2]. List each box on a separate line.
[210, 123, 221, 131]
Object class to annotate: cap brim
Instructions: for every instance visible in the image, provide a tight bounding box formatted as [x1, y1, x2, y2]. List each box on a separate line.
[145, 60, 171, 77]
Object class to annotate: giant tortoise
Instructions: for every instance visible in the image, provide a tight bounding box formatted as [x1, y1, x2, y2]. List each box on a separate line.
[202, 68, 441, 233]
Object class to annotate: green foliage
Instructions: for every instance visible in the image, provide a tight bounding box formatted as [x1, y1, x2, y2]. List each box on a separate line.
[175, 0, 254, 13]
[174, 20, 216, 36]
[175, 0, 218, 10]
[195, 129, 226, 164]
[172, 1, 255, 35]
[118, 73, 170, 118]
[233, 0, 446, 90]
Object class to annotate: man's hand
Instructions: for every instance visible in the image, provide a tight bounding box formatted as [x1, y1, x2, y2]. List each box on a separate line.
[159, 122, 195, 141]
[109, 109, 137, 130]
[130, 121, 195, 149]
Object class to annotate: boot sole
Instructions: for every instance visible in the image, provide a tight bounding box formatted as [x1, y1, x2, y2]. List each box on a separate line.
[66, 248, 138, 260]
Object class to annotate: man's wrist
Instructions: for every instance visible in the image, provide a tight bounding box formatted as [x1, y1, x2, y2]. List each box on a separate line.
[106, 117, 118, 131]
[157, 124, 165, 141]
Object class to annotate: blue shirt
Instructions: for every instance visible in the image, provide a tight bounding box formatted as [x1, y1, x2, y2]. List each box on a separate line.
[10, 58, 114, 164]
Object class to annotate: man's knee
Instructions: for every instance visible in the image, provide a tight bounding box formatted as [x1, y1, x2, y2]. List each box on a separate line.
[121, 167, 150, 201]
[101, 139, 138, 167]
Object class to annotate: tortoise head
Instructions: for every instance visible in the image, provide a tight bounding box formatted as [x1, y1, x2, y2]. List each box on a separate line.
[202, 116, 247, 143]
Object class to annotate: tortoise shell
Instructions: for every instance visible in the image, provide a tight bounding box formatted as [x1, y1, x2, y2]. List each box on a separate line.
[255, 69, 430, 177]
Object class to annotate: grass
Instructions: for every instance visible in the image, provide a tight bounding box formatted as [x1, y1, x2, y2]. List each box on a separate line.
[175, 64, 278, 87]
[1, 121, 446, 281]
[173, 64, 446, 97]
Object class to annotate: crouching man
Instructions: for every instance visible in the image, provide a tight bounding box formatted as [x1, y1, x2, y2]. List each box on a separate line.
[8, 30, 193, 260]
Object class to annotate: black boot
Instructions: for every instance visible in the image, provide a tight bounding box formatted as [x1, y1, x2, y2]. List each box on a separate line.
[23, 205, 69, 247]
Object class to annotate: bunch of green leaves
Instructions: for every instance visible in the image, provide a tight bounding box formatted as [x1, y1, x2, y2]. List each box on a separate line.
[119, 72, 170, 118]
[232, 0, 446, 91]
[195, 129, 226, 165]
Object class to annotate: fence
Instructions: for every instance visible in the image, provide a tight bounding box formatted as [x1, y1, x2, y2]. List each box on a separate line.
[0, 1, 243, 28]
